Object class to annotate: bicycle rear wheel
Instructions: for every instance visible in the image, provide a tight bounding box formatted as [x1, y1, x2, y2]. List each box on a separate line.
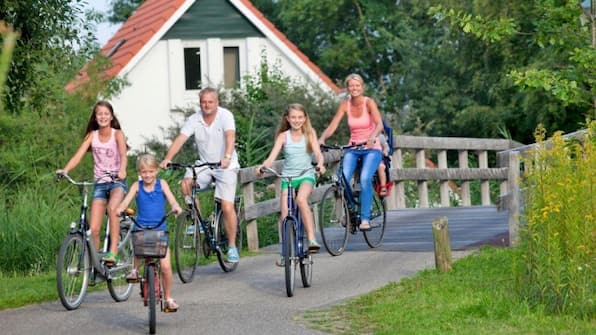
[364, 191, 387, 248]
[107, 227, 134, 301]
[318, 185, 350, 256]
[283, 219, 296, 297]
[214, 209, 241, 272]
[56, 233, 90, 310]
[146, 263, 157, 334]
[174, 210, 200, 283]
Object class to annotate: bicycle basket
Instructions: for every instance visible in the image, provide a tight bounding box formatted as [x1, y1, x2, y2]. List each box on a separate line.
[132, 230, 169, 258]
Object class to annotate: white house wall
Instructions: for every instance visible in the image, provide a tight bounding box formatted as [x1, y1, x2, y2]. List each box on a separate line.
[112, 37, 330, 152]
[111, 41, 175, 152]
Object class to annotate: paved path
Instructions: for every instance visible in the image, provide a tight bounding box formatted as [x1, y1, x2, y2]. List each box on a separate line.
[0, 206, 508, 335]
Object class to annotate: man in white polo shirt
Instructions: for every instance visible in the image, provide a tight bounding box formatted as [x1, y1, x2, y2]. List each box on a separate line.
[160, 87, 240, 263]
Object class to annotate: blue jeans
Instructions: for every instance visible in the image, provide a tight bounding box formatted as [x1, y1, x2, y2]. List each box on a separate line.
[342, 148, 382, 221]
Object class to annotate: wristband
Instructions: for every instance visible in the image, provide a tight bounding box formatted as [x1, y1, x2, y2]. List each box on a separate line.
[224, 154, 232, 160]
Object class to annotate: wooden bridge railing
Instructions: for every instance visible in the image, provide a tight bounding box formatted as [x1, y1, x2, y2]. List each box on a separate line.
[237, 135, 524, 251]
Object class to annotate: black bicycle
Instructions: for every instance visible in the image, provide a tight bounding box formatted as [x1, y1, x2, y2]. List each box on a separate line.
[55, 172, 134, 310]
[318, 144, 387, 256]
[259, 166, 315, 297]
[168, 162, 243, 283]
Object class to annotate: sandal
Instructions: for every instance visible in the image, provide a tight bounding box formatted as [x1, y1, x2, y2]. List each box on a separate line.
[164, 299, 179, 313]
[359, 222, 371, 231]
[125, 269, 139, 283]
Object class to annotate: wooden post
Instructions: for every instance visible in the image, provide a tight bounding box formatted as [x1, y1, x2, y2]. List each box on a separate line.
[507, 151, 520, 247]
[393, 148, 406, 209]
[438, 150, 449, 207]
[478, 150, 490, 205]
[432, 216, 452, 272]
[242, 181, 259, 252]
[416, 149, 428, 208]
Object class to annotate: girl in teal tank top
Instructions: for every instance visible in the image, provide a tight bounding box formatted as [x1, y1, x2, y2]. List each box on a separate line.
[257, 104, 326, 266]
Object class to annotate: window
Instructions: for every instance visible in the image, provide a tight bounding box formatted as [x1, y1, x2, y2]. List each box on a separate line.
[184, 48, 201, 90]
[223, 47, 240, 88]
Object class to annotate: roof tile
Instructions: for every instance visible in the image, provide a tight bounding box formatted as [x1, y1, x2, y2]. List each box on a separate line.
[67, 0, 339, 93]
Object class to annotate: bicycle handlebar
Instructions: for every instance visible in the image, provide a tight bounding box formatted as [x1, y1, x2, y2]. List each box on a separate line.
[56, 171, 126, 187]
[119, 209, 175, 231]
[167, 161, 221, 170]
[258, 166, 318, 180]
[320, 142, 367, 152]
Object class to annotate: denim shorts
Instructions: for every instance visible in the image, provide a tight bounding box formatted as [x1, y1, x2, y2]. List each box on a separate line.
[92, 181, 128, 200]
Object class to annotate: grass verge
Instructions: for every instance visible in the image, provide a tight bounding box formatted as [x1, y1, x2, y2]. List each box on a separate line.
[300, 247, 595, 335]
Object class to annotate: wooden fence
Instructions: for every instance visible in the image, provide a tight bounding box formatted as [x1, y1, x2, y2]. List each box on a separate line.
[237, 135, 524, 251]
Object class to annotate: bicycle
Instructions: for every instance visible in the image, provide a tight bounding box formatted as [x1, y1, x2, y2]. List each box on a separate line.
[318, 143, 387, 256]
[168, 162, 243, 283]
[55, 172, 134, 310]
[259, 166, 316, 297]
[120, 209, 174, 335]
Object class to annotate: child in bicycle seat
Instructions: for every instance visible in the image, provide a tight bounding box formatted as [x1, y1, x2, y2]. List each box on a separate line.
[56, 101, 128, 266]
[256, 103, 326, 267]
[116, 154, 182, 312]
[377, 132, 390, 196]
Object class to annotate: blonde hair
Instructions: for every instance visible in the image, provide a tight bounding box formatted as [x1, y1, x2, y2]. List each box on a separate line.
[275, 103, 315, 153]
[136, 154, 159, 171]
[344, 73, 365, 88]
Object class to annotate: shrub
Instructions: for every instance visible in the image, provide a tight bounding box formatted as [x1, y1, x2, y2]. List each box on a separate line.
[517, 122, 596, 319]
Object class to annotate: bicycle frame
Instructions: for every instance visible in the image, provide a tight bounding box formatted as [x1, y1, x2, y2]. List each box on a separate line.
[168, 161, 241, 281]
[326, 143, 367, 223]
[318, 144, 388, 256]
[176, 162, 225, 252]
[63, 173, 132, 279]
[259, 166, 314, 297]
[281, 181, 307, 262]
[56, 172, 134, 310]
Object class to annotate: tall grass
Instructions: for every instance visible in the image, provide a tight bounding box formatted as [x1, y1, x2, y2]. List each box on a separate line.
[0, 175, 75, 273]
[517, 122, 596, 318]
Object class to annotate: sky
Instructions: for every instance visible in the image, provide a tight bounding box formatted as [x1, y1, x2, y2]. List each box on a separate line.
[82, 0, 122, 46]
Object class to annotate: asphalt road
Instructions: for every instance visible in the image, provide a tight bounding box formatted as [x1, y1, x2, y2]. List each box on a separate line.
[0, 206, 508, 335]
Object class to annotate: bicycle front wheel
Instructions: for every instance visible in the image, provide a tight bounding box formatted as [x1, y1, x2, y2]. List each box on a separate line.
[364, 191, 387, 248]
[107, 227, 134, 301]
[318, 185, 350, 256]
[283, 219, 296, 297]
[174, 210, 200, 283]
[214, 209, 240, 272]
[146, 263, 157, 334]
[299, 254, 312, 288]
[56, 233, 90, 310]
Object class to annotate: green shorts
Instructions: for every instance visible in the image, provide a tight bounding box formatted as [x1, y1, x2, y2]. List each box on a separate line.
[281, 175, 316, 191]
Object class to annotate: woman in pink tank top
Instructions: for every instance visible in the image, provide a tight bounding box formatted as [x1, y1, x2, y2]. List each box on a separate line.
[318, 74, 384, 231]
[56, 101, 128, 265]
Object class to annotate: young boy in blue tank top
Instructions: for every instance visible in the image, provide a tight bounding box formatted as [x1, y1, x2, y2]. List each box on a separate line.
[257, 103, 326, 266]
[116, 154, 182, 312]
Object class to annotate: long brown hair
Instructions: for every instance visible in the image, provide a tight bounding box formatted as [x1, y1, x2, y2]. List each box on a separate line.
[84, 101, 123, 136]
[275, 103, 315, 153]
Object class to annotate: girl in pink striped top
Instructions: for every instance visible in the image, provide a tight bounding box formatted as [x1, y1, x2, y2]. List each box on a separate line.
[57, 101, 128, 265]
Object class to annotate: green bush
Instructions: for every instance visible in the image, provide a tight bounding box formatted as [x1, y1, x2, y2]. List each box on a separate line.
[517, 122, 596, 319]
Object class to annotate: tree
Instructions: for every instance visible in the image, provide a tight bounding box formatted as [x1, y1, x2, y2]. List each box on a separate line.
[106, 0, 145, 24]
[0, 0, 98, 113]
[256, 0, 594, 143]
